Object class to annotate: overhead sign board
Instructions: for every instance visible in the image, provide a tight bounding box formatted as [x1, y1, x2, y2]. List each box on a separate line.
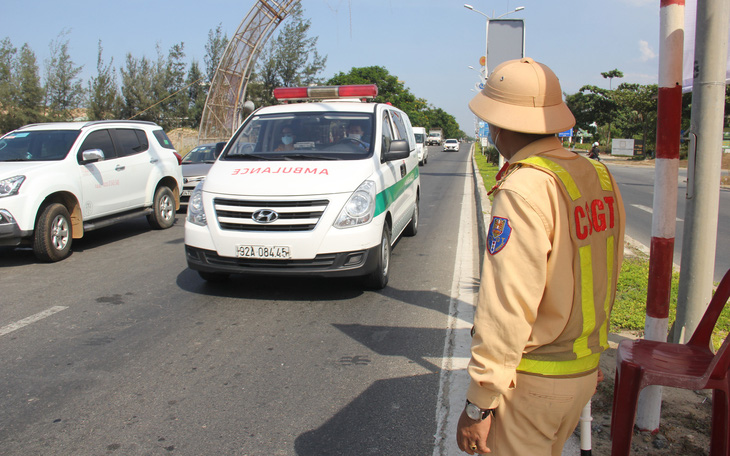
[486, 19, 526, 75]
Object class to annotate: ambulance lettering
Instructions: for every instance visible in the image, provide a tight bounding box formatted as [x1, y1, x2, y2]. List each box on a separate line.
[574, 196, 616, 240]
[232, 167, 328, 175]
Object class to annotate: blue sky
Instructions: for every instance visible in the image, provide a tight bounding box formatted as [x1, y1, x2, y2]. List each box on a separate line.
[3, 0, 660, 134]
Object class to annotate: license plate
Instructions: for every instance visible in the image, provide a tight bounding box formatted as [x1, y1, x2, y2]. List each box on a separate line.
[236, 245, 291, 259]
[181, 190, 193, 196]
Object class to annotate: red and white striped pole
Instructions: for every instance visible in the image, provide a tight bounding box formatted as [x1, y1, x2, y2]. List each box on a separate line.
[635, 0, 684, 432]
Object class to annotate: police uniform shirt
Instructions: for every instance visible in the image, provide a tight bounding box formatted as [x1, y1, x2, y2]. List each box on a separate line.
[467, 136, 625, 410]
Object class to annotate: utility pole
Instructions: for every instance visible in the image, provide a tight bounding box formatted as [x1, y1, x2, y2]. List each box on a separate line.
[636, 0, 685, 432]
[674, 0, 730, 342]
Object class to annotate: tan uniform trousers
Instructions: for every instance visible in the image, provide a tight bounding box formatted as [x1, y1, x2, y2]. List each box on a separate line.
[485, 370, 598, 456]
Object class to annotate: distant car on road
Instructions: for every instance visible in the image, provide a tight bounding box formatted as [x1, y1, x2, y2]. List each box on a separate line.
[181, 142, 226, 209]
[443, 138, 459, 152]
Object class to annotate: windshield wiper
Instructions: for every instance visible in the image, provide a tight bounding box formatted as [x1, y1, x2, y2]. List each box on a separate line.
[282, 154, 337, 161]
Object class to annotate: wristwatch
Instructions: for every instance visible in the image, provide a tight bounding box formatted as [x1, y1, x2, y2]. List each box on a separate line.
[465, 400, 495, 421]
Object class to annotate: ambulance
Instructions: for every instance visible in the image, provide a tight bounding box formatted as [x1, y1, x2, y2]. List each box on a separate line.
[184, 84, 420, 289]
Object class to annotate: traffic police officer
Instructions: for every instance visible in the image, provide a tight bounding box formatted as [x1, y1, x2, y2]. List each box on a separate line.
[456, 57, 625, 455]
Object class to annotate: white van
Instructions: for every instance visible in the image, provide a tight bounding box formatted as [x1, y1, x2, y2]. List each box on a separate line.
[184, 84, 420, 289]
[412, 126, 428, 165]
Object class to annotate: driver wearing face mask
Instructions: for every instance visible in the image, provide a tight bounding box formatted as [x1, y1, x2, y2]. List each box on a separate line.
[347, 123, 364, 141]
[275, 126, 295, 151]
[344, 121, 370, 149]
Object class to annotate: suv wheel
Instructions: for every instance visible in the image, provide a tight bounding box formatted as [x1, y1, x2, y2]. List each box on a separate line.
[34, 203, 72, 262]
[148, 186, 176, 229]
[363, 223, 391, 289]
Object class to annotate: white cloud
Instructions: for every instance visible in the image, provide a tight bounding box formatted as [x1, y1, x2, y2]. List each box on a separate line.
[638, 40, 656, 62]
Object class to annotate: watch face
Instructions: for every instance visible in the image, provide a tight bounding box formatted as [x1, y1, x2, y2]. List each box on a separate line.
[466, 402, 482, 421]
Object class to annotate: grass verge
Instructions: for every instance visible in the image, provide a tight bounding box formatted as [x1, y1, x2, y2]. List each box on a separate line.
[473, 143, 498, 200]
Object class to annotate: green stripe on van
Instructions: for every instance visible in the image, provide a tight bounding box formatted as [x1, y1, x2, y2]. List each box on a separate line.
[374, 166, 419, 217]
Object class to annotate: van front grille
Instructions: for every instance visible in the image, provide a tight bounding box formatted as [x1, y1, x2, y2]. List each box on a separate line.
[213, 198, 329, 232]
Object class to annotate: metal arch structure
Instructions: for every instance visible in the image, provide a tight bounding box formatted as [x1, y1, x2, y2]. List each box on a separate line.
[198, 0, 299, 145]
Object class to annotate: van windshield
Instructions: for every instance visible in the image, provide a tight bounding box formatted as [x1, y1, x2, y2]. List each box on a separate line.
[0, 130, 80, 162]
[223, 112, 374, 161]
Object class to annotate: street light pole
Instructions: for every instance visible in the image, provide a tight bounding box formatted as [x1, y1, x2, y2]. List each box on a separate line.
[463, 4, 525, 75]
[468, 65, 486, 84]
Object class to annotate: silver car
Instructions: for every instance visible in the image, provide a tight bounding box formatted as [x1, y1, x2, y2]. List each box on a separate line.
[181, 142, 226, 209]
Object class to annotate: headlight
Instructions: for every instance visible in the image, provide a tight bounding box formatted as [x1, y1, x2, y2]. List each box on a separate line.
[0, 175, 25, 198]
[334, 180, 376, 228]
[186, 181, 207, 226]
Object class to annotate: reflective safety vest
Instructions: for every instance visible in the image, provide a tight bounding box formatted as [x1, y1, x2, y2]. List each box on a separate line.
[514, 154, 623, 377]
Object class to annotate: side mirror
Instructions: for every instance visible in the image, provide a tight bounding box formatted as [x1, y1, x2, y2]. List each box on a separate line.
[81, 149, 105, 164]
[382, 139, 410, 161]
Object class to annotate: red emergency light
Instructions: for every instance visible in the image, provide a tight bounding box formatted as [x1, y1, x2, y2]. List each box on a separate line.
[273, 84, 378, 102]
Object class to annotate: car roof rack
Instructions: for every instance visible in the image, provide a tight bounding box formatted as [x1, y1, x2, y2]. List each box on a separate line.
[82, 120, 160, 128]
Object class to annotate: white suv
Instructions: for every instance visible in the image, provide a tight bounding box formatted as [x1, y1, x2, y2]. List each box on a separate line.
[0, 120, 183, 261]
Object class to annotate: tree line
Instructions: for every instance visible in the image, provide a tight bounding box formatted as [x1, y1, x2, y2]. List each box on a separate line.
[566, 68, 730, 157]
[0, 5, 466, 139]
[0, 24, 229, 134]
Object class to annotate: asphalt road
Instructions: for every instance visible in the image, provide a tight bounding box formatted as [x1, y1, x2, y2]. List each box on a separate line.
[0, 142, 477, 455]
[606, 163, 730, 282]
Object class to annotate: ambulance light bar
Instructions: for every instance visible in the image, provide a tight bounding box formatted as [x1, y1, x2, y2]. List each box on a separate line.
[273, 84, 378, 101]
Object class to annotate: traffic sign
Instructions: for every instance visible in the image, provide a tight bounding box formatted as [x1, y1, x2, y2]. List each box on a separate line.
[558, 128, 573, 138]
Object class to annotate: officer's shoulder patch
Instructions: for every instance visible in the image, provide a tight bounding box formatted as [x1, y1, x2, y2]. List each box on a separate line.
[487, 216, 511, 255]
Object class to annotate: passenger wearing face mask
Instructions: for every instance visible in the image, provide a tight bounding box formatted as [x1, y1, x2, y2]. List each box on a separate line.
[275, 126, 295, 151]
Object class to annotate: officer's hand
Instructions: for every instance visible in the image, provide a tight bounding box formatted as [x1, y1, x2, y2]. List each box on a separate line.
[456, 409, 492, 454]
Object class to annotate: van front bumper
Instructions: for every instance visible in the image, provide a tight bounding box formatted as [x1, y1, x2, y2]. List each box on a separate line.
[185, 244, 380, 278]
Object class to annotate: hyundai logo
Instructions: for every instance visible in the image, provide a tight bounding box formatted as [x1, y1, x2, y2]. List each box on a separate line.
[252, 209, 279, 223]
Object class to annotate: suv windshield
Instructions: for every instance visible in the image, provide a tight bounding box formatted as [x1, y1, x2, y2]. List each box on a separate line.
[223, 112, 374, 161]
[0, 130, 80, 162]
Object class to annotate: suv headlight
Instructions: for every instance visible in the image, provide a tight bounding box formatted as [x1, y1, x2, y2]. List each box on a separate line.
[186, 181, 207, 226]
[334, 180, 376, 228]
[0, 175, 25, 198]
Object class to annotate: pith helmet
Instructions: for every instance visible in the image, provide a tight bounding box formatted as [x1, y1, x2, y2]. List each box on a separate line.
[469, 57, 575, 134]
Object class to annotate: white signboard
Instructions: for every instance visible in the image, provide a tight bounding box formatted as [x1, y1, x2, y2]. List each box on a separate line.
[486, 19, 526, 75]
[612, 138, 635, 156]
[683, 0, 730, 91]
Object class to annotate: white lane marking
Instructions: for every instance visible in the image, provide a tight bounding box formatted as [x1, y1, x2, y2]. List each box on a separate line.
[433, 156, 478, 456]
[0, 306, 68, 337]
[632, 204, 683, 222]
